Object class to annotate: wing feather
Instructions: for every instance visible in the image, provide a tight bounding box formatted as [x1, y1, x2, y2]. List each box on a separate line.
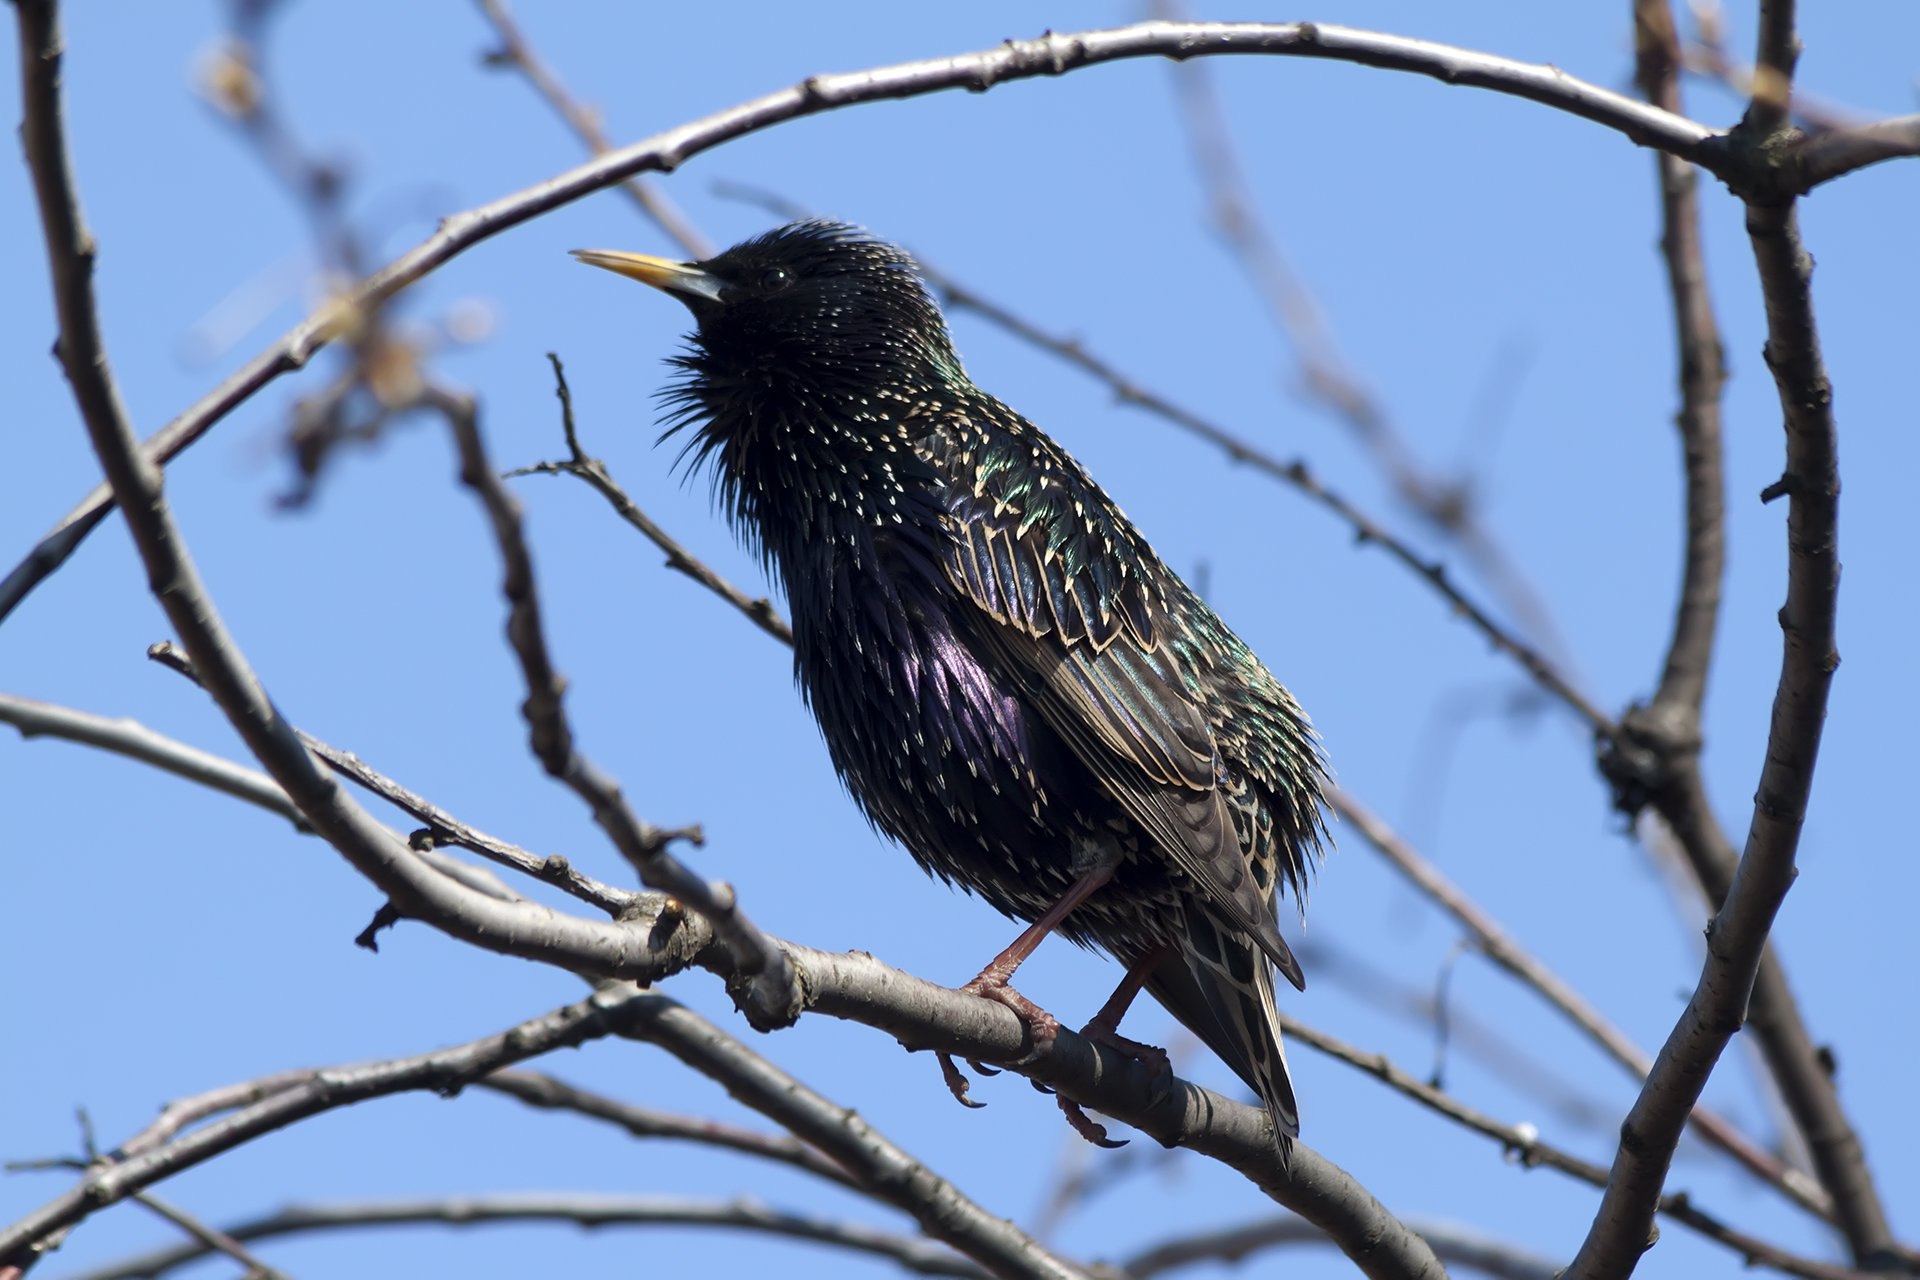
[937, 412, 1303, 988]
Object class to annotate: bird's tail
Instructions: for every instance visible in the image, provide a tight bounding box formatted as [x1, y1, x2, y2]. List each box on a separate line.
[1147, 900, 1299, 1162]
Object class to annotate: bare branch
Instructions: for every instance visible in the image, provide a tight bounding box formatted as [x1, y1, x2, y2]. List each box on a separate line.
[0, 17, 1720, 627]
[0, 685, 528, 906]
[0, 987, 663, 1265]
[1631, 0, 1729, 727]
[506, 354, 794, 646]
[1156, 0, 1573, 673]
[429, 382, 801, 1025]
[1793, 115, 1920, 188]
[141, 639, 632, 914]
[1570, 5, 1886, 1260]
[471, 0, 712, 259]
[1333, 788, 1829, 1221]
[616, 994, 1089, 1280]
[65, 1194, 995, 1280]
[129, 1193, 289, 1280]
[479, 1070, 861, 1191]
[1275, 1014, 1870, 1280]
[17, 0, 692, 999]
[1747, 0, 1799, 135]
[1123, 1214, 1559, 1280]
[0, 692, 307, 831]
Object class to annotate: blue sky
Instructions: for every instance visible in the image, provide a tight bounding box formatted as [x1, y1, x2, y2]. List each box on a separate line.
[3, 3, 1915, 1277]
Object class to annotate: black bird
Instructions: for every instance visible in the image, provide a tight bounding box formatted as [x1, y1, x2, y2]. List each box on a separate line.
[575, 221, 1329, 1155]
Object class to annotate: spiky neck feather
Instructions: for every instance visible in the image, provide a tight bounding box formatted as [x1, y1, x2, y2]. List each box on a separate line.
[657, 222, 968, 574]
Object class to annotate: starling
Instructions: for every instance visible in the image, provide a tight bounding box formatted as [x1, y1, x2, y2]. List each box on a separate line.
[576, 221, 1329, 1155]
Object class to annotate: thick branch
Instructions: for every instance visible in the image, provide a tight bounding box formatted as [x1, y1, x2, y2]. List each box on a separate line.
[0, 17, 1718, 626]
[1747, 0, 1799, 136]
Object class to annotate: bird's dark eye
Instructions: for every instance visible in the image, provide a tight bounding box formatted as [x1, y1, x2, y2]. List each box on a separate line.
[760, 266, 794, 292]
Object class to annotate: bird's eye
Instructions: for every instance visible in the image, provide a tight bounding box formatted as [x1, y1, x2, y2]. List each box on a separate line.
[760, 266, 794, 292]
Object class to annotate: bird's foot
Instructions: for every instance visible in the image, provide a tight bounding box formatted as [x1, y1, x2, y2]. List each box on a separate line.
[1038, 1018, 1171, 1149]
[958, 970, 1062, 1065]
[934, 970, 1065, 1110]
[1080, 1021, 1174, 1107]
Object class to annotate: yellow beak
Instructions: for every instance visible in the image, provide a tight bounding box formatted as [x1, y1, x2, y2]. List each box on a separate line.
[571, 249, 728, 305]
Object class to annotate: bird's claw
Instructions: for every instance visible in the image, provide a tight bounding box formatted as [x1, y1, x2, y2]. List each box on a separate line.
[1058, 1095, 1128, 1149]
[936, 1052, 988, 1109]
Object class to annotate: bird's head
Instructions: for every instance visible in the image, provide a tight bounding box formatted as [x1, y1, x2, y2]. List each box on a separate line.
[573, 220, 961, 392]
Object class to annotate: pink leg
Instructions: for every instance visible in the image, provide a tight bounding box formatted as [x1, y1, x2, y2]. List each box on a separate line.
[938, 856, 1119, 1106]
[1056, 945, 1173, 1148]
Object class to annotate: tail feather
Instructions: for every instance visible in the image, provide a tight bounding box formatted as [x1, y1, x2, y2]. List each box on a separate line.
[1146, 902, 1298, 1161]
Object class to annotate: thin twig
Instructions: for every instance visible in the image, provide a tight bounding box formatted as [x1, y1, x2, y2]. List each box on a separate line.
[140, 641, 633, 914]
[479, 1069, 861, 1191]
[0, 692, 309, 831]
[618, 993, 1089, 1280]
[505, 354, 793, 646]
[428, 382, 801, 1025]
[1156, 0, 1573, 674]
[16, 0, 682, 999]
[63, 1194, 994, 1280]
[1333, 788, 1830, 1220]
[0, 987, 664, 1265]
[0, 685, 527, 907]
[713, 179, 1610, 739]
[130, 1193, 290, 1280]
[471, 0, 712, 259]
[0, 17, 1724, 627]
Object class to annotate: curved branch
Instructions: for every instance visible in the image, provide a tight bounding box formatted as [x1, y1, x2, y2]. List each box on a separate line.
[1332, 789, 1826, 1221]
[1569, 57, 1885, 1280]
[1632, 0, 1728, 729]
[1, 988, 663, 1265]
[478, 1070, 860, 1191]
[0, 16, 1717, 626]
[0, 988, 1082, 1280]
[1123, 1214, 1559, 1280]
[63, 1194, 993, 1280]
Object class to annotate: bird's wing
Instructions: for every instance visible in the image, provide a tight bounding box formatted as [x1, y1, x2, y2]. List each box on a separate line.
[938, 415, 1303, 990]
